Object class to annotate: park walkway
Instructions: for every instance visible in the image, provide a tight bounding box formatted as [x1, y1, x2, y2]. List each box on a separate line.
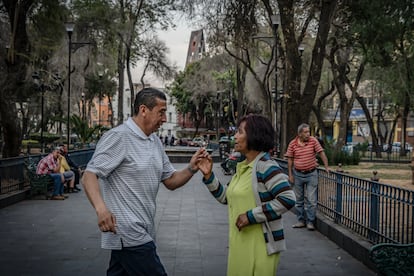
[0, 163, 374, 276]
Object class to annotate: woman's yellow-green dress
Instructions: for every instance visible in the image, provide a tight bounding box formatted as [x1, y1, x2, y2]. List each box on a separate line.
[226, 160, 280, 276]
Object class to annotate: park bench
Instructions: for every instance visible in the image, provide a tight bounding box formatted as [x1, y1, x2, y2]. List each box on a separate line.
[24, 160, 54, 199]
[369, 243, 414, 275]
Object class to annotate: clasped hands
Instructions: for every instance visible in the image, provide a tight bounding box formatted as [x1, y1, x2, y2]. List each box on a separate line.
[190, 148, 213, 177]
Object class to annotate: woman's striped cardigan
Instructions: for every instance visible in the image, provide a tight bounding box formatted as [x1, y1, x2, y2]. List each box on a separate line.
[202, 151, 296, 255]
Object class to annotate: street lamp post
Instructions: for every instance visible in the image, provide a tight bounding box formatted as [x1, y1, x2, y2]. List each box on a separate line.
[98, 71, 103, 125]
[65, 21, 92, 148]
[271, 14, 280, 156]
[81, 92, 86, 120]
[65, 21, 74, 148]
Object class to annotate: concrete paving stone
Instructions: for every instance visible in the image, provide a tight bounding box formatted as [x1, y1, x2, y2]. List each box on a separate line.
[201, 255, 228, 276]
[158, 248, 177, 258]
[173, 257, 203, 275]
[159, 257, 176, 274]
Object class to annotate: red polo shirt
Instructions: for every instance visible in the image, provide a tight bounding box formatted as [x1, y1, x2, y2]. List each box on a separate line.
[285, 136, 323, 171]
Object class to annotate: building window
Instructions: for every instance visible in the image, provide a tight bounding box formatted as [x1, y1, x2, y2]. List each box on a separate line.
[168, 112, 172, 123]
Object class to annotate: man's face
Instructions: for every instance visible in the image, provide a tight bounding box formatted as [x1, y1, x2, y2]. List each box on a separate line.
[143, 98, 167, 134]
[299, 127, 311, 141]
[52, 150, 60, 159]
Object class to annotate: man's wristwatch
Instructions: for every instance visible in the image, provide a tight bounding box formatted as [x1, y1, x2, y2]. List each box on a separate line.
[187, 166, 198, 175]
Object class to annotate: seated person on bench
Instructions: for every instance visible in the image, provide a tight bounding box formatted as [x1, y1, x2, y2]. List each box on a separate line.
[59, 144, 82, 191]
[58, 147, 77, 193]
[36, 147, 65, 200]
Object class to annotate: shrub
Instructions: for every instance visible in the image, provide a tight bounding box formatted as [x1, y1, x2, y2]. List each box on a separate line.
[29, 133, 61, 144]
[322, 141, 360, 166]
[354, 141, 369, 157]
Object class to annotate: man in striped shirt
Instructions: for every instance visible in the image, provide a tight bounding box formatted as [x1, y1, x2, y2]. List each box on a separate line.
[82, 88, 208, 275]
[285, 123, 330, 231]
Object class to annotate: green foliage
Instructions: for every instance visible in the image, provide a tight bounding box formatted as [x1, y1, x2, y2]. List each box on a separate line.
[30, 1, 68, 63]
[28, 133, 61, 144]
[70, 115, 100, 144]
[322, 140, 361, 166]
[168, 69, 193, 115]
[22, 140, 39, 146]
[85, 72, 117, 101]
[350, 0, 414, 67]
[354, 141, 369, 157]
[168, 55, 235, 132]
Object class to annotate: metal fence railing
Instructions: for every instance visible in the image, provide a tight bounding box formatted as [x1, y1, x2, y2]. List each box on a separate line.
[276, 158, 414, 245]
[357, 149, 411, 163]
[0, 149, 94, 196]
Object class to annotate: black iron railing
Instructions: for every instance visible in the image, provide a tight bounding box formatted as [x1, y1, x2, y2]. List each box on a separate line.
[0, 149, 94, 196]
[276, 158, 414, 245]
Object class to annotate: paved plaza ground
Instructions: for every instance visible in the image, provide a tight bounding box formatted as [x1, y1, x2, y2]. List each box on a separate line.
[0, 163, 375, 276]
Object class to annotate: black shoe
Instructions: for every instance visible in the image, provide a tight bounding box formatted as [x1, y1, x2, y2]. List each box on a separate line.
[74, 186, 82, 192]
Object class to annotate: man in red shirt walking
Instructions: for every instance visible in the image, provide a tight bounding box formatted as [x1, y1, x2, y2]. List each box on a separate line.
[285, 123, 330, 230]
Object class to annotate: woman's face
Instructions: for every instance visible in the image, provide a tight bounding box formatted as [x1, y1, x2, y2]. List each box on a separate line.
[234, 121, 248, 154]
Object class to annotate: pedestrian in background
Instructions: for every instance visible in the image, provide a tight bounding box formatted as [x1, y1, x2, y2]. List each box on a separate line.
[285, 123, 330, 231]
[82, 88, 208, 276]
[198, 114, 296, 276]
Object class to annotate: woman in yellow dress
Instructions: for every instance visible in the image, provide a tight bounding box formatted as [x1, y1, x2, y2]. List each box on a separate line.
[199, 114, 296, 276]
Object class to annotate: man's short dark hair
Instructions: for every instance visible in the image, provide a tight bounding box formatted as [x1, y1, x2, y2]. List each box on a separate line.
[237, 114, 275, 152]
[133, 88, 167, 115]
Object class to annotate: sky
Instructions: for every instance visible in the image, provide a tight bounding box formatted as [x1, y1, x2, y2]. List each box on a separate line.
[132, 17, 195, 88]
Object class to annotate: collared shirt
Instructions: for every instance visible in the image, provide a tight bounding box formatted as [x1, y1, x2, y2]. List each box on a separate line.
[59, 156, 71, 173]
[285, 136, 323, 171]
[36, 154, 57, 175]
[85, 117, 175, 250]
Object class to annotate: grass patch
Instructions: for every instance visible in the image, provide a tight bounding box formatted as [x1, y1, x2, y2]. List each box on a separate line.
[339, 163, 411, 181]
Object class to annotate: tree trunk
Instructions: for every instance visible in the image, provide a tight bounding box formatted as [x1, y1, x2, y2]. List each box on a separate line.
[333, 69, 353, 151]
[236, 51, 247, 119]
[400, 50, 412, 157]
[117, 40, 125, 125]
[279, 0, 338, 152]
[1, 0, 33, 157]
[356, 95, 382, 158]
[126, 46, 135, 116]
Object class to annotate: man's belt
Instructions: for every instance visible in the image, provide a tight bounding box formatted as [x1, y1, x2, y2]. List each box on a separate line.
[295, 168, 316, 174]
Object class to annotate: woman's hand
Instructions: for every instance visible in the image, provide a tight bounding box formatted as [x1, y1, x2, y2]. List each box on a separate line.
[189, 147, 209, 171]
[198, 154, 213, 178]
[235, 213, 250, 231]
